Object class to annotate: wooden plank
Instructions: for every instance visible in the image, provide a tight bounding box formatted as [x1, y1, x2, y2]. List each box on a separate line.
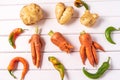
[0, 0, 119, 5]
[0, 1, 120, 20]
[0, 0, 120, 80]
[0, 34, 120, 52]
[0, 52, 119, 69]
[0, 69, 119, 80]
[0, 17, 120, 35]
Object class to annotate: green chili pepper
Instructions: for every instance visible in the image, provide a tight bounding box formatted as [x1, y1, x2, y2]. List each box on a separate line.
[48, 56, 64, 80]
[105, 26, 117, 44]
[82, 57, 110, 79]
[74, 0, 89, 10]
[8, 28, 24, 49]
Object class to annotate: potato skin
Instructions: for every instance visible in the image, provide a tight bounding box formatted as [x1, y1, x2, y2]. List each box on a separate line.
[20, 3, 43, 25]
[80, 10, 99, 27]
[55, 2, 74, 25]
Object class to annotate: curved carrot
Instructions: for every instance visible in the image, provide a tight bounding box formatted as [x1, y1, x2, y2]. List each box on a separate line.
[7, 57, 29, 80]
[48, 30, 74, 53]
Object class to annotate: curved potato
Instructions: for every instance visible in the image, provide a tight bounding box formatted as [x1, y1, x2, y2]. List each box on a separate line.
[55, 2, 74, 25]
[55, 2, 65, 20]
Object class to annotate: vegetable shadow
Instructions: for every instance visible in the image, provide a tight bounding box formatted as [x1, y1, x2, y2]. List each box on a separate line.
[37, 9, 49, 26]
[39, 33, 46, 68]
[93, 17, 104, 28]
[64, 67, 70, 80]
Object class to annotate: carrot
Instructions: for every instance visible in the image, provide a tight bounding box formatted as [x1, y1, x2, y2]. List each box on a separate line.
[79, 31, 104, 66]
[7, 57, 29, 80]
[48, 30, 74, 53]
[80, 31, 92, 47]
[29, 27, 43, 68]
[92, 45, 98, 64]
[80, 45, 86, 64]
[93, 41, 105, 52]
[85, 46, 95, 66]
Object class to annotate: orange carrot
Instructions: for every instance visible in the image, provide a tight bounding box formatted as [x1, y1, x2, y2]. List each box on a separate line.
[7, 57, 29, 80]
[93, 41, 105, 51]
[48, 30, 74, 53]
[29, 34, 42, 68]
[85, 46, 95, 66]
[80, 45, 86, 64]
[80, 32, 92, 47]
[92, 45, 98, 64]
[79, 31, 104, 66]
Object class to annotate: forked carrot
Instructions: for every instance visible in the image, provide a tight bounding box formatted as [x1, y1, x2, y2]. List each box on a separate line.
[48, 30, 74, 53]
[79, 31, 105, 66]
[29, 27, 43, 68]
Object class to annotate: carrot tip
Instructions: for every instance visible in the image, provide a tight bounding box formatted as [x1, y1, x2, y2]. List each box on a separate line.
[48, 30, 54, 36]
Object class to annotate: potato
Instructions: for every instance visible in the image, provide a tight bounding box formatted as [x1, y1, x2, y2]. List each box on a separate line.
[20, 3, 43, 25]
[80, 10, 99, 27]
[55, 2, 74, 25]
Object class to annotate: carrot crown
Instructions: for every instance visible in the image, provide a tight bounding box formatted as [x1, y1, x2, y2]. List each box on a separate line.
[80, 30, 86, 35]
[48, 30, 54, 36]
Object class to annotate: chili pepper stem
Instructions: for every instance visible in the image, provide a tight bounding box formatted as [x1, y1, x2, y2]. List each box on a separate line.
[74, 0, 89, 10]
[48, 30, 54, 36]
[8, 70, 17, 79]
[81, 1, 89, 10]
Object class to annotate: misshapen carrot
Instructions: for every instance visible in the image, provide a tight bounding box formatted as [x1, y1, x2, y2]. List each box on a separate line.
[7, 57, 29, 80]
[48, 30, 74, 53]
[93, 41, 105, 52]
[79, 31, 105, 66]
[29, 34, 42, 68]
[29, 27, 43, 68]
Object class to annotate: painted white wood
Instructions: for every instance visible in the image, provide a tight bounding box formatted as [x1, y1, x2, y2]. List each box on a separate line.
[0, 70, 119, 80]
[0, 34, 120, 52]
[0, 52, 119, 70]
[0, 0, 120, 80]
[0, 1, 120, 20]
[1, 17, 120, 35]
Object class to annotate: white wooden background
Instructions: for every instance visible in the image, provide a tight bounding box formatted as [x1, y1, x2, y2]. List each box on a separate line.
[0, 0, 120, 80]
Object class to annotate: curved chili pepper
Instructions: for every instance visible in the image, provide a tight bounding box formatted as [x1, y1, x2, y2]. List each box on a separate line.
[7, 57, 29, 80]
[105, 26, 117, 44]
[74, 0, 89, 10]
[82, 57, 110, 79]
[48, 56, 65, 80]
[8, 28, 24, 49]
